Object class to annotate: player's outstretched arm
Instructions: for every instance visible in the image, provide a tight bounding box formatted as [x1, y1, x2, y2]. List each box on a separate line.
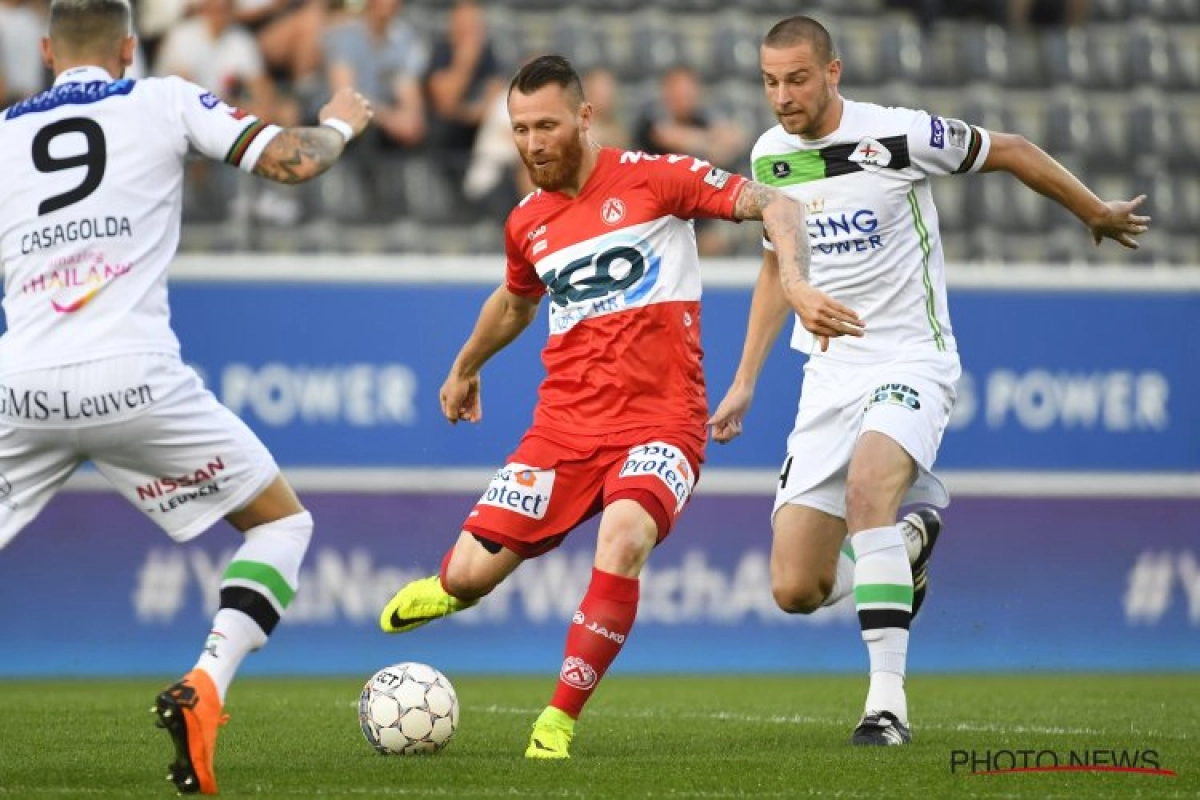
[253, 88, 375, 185]
[709, 250, 792, 444]
[733, 181, 863, 352]
[981, 132, 1151, 249]
[440, 286, 540, 424]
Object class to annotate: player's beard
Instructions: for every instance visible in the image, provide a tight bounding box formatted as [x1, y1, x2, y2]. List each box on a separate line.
[779, 80, 834, 139]
[522, 133, 585, 192]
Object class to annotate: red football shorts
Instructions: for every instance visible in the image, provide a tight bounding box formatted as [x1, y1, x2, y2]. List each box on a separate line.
[462, 429, 705, 559]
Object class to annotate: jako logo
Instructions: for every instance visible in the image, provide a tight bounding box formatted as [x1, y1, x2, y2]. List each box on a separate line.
[479, 463, 553, 519]
[618, 441, 695, 513]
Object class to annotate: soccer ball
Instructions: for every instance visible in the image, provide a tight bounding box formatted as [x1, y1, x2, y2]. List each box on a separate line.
[358, 662, 460, 755]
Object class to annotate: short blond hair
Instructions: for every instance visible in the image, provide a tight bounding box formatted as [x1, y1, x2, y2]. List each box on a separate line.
[49, 0, 132, 53]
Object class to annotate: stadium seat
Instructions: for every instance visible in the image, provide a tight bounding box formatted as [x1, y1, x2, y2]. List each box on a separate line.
[1129, 22, 1173, 87]
[1125, 92, 1200, 171]
[1084, 27, 1130, 91]
[929, 179, 967, 234]
[704, 11, 762, 83]
[1090, 0, 1130, 20]
[1039, 27, 1090, 87]
[957, 24, 1043, 88]
[879, 18, 948, 87]
[624, 10, 692, 80]
[551, 12, 618, 75]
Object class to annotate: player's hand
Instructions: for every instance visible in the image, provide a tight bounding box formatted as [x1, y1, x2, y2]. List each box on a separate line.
[1089, 194, 1151, 249]
[440, 372, 481, 424]
[708, 382, 755, 444]
[319, 88, 374, 139]
[793, 285, 864, 353]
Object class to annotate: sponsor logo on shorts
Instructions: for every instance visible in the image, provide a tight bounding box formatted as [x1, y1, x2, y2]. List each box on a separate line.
[137, 457, 229, 513]
[478, 463, 553, 519]
[866, 382, 922, 411]
[560, 656, 597, 690]
[572, 610, 626, 644]
[0, 383, 154, 422]
[618, 441, 696, 514]
[930, 116, 946, 149]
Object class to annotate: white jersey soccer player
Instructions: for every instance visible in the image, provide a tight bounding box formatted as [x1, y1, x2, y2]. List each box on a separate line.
[708, 15, 1150, 748]
[0, 0, 373, 793]
[753, 97, 989, 513]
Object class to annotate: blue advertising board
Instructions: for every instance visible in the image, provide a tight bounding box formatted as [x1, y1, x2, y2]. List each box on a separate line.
[160, 279, 1200, 472]
[0, 491, 1196, 676]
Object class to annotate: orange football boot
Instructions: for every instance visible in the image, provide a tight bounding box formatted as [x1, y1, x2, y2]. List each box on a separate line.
[152, 669, 227, 794]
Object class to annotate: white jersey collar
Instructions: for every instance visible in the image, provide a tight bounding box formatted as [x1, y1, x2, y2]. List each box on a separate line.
[54, 66, 116, 85]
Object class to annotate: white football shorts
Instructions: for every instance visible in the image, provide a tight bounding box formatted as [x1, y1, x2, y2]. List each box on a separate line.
[773, 352, 961, 520]
[0, 353, 279, 548]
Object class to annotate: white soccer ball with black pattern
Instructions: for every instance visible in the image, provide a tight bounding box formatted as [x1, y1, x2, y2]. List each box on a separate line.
[358, 662, 459, 755]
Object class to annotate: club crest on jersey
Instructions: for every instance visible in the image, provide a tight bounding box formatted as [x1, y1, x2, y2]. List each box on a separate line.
[198, 92, 221, 109]
[849, 138, 891, 171]
[772, 161, 791, 179]
[601, 197, 626, 225]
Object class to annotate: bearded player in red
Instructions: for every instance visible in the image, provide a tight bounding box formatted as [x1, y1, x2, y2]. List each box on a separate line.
[379, 54, 856, 758]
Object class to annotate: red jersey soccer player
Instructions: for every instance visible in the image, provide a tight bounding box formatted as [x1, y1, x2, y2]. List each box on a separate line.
[379, 55, 855, 759]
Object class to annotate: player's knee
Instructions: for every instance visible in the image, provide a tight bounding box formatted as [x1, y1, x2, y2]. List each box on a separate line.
[440, 558, 500, 602]
[844, 476, 896, 529]
[771, 576, 828, 615]
[595, 526, 656, 576]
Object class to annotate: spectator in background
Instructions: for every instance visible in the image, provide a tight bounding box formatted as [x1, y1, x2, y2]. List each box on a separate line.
[0, 0, 48, 107]
[425, 0, 505, 216]
[582, 65, 629, 150]
[324, 0, 427, 217]
[884, 0, 1087, 29]
[156, 0, 297, 124]
[233, 0, 326, 92]
[157, 0, 301, 223]
[634, 64, 748, 255]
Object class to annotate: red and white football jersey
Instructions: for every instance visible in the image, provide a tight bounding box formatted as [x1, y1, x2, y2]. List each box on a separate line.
[505, 147, 746, 439]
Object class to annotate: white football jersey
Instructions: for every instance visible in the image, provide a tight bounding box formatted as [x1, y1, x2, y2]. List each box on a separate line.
[752, 98, 991, 363]
[0, 66, 281, 372]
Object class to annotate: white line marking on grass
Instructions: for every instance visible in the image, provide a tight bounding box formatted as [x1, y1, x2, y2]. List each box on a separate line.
[475, 705, 1192, 740]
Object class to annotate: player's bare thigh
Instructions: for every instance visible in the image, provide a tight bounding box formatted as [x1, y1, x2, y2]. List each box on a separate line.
[771, 503, 847, 614]
[845, 431, 917, 534]
[594, 498, 657, 578]
[224, 474, 306, 532]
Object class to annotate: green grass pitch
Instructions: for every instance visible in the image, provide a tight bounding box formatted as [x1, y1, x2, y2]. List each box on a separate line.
[0, 674, 1195, 798]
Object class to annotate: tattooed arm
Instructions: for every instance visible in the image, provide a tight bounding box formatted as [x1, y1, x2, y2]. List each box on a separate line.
[731, 180, 863, 352]
[253, 127, 346, 184]
[253, 87, 374, 185]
